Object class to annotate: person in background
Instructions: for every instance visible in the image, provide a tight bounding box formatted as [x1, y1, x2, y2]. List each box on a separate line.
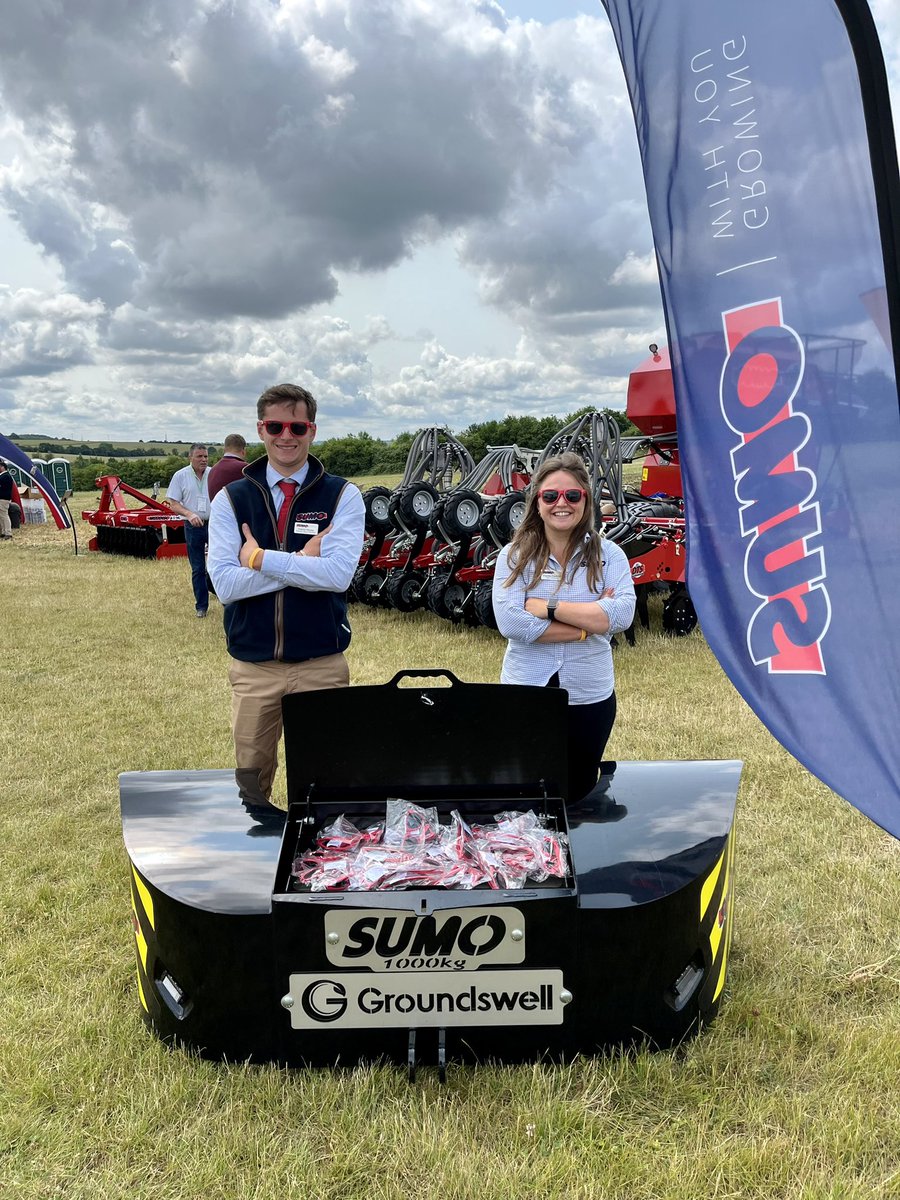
[208, 383, 365, 818]
[165, 444, 212, 617]
[208, 434, 247, 501]
[491, 452, 636, 804]
[0, 463, 13, 540]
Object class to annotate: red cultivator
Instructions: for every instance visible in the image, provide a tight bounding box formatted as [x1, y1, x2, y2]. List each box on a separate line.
[82, 476, 188, 558]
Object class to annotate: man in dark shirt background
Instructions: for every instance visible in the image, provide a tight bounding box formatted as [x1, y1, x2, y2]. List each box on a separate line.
[208, 434, 247, 502]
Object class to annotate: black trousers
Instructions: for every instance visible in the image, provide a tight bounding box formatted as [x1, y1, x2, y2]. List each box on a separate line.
[547, 674, 617, 802]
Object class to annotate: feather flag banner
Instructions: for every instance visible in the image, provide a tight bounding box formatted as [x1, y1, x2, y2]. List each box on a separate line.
[602, 0, 900, 836]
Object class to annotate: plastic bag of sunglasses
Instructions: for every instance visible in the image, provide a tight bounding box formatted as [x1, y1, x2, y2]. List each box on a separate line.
[316, 813, 365, 851]
[315, 814, 384, 851]
[384, 798, 441, 849]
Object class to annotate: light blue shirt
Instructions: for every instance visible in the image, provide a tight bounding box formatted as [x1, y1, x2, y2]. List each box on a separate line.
[166, 464, 211, 519]
[207, 461, 365, 604]
[491, 536, 636, 705]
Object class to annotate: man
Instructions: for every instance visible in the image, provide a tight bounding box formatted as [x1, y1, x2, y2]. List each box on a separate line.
[165, 444, 212, 617]
[207, 433, 247, 501]
[0, 463, 13, 539]
[208, 383, 365, 817]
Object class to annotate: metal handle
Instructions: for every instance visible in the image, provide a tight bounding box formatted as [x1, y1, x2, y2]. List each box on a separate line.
[384, 669, 462, 687]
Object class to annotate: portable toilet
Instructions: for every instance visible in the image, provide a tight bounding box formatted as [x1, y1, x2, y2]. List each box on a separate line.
[48, 457, 73, 497]
[4, 462, 29, 487]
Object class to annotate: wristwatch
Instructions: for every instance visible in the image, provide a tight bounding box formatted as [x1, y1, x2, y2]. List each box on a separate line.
[546, 598, 558, 622]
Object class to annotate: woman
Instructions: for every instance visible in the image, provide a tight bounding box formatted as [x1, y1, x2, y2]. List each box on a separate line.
[491, 453, 636, 803]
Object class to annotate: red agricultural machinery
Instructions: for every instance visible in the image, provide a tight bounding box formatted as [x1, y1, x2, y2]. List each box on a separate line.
[352, 348, 696, 639]
[80, 351, 695, 635]
[82, 475, 187, 558]
[353, 437, 540, 626]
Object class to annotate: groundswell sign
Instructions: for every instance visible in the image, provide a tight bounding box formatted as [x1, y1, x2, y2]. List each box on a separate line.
[602, 0, 900, 837]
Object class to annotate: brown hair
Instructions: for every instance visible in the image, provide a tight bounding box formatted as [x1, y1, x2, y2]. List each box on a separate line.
[503, 453, 604, 592]
[257, 383, 317, 422]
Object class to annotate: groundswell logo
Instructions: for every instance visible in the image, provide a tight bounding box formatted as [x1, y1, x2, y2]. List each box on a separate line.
[300, 979, 348, 1023]
[287, 969, 566, 1029]
[719, 298, 831, 674]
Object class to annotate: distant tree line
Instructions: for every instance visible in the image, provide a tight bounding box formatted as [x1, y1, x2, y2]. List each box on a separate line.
[12, 438, 198, 457]
[69, 408, 640, 493]
[25, 441, 184, 458]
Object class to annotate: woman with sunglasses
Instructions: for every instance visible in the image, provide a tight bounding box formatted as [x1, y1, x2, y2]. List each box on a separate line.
[491, 452, 636, 803]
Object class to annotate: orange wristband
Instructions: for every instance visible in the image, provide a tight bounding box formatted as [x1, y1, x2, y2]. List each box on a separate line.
[249, 547, 263, 570]
[579, 629, 587, 641]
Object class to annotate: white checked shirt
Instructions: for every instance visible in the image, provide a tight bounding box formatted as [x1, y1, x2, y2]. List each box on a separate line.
[491, 535, 636, 705]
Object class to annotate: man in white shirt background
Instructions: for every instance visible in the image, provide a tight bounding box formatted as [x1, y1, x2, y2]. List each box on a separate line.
[165, 443, 212, 617]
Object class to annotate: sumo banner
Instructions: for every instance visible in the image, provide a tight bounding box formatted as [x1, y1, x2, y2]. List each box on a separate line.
[601, 0, 900, 837]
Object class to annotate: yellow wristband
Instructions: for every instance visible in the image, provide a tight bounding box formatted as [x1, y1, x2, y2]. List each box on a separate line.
[249, 547, 263, 570]
[579, 629, 587, 641]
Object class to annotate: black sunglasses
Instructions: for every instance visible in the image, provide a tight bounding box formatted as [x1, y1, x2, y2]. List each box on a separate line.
[261, 419, 314, 437]
[537, 487, 587, 504]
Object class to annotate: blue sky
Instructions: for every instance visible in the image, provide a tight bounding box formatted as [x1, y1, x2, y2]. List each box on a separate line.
[0, 0, 897, 444]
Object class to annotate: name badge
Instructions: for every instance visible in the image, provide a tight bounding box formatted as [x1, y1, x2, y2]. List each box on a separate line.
[294, 520, 320, 535]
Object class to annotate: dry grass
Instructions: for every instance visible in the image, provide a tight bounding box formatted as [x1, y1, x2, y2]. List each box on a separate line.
[1, 495, 898, 1200]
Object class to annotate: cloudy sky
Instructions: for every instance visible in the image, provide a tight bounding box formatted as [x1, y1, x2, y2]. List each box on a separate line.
[0, 0, 898, 444]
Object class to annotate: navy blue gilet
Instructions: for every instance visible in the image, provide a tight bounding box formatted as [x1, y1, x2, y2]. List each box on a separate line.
[222, 455, 351, 663]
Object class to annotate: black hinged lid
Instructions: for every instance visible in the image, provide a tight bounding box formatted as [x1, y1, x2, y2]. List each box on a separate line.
[283, 670, 568, 803]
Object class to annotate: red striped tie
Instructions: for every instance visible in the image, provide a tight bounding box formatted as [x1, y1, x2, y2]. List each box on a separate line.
[276, 479, 297, 541]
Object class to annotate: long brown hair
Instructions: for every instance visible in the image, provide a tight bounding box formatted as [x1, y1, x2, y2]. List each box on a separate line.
[503, 453, 604, 592]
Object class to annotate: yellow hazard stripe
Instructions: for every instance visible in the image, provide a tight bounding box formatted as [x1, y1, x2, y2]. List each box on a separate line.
[131, 864, 155, 929]
[700, 846, 725, 921]
[708, 836, 732, 960]
[130, 890, 149, 972]
[136, 969, 148, 1012]
[130, 863, 154, 1013]
[711, 831, 736, 1002]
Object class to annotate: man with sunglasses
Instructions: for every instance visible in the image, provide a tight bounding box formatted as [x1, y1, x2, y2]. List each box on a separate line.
[208, 383, 365, 817]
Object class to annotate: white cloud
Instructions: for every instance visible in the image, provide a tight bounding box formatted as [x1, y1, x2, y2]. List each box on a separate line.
[0, 0, 896, 441]
[0, 287, 103, 378]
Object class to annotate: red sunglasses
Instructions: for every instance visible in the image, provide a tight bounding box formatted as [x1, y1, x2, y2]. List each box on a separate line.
[537, 487, 587, 504]
[261, 419, 314, 437]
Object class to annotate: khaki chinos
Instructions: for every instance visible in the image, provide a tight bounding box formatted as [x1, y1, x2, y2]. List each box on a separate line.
[228, 653, 350, 804]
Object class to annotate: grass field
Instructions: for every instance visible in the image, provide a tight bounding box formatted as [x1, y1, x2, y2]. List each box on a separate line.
[1, 495, 898, 1200]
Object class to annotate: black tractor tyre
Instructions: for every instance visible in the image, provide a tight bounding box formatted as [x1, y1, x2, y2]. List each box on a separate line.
[385, 570, 428, 613]
[662, 588, 698, 637]
[442, 578, 474, 624]
[478, 498, 498, 539]
[491, 492, 527, 545]
[425, 568, 451, 616]
[363, 486, 394, 535]
[391, 481, 440, 531]
[349, 565, 370, 602]
[473, 579, 498, 629]
[439, 489, 483, 541]
[359, 569, 388, 607]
